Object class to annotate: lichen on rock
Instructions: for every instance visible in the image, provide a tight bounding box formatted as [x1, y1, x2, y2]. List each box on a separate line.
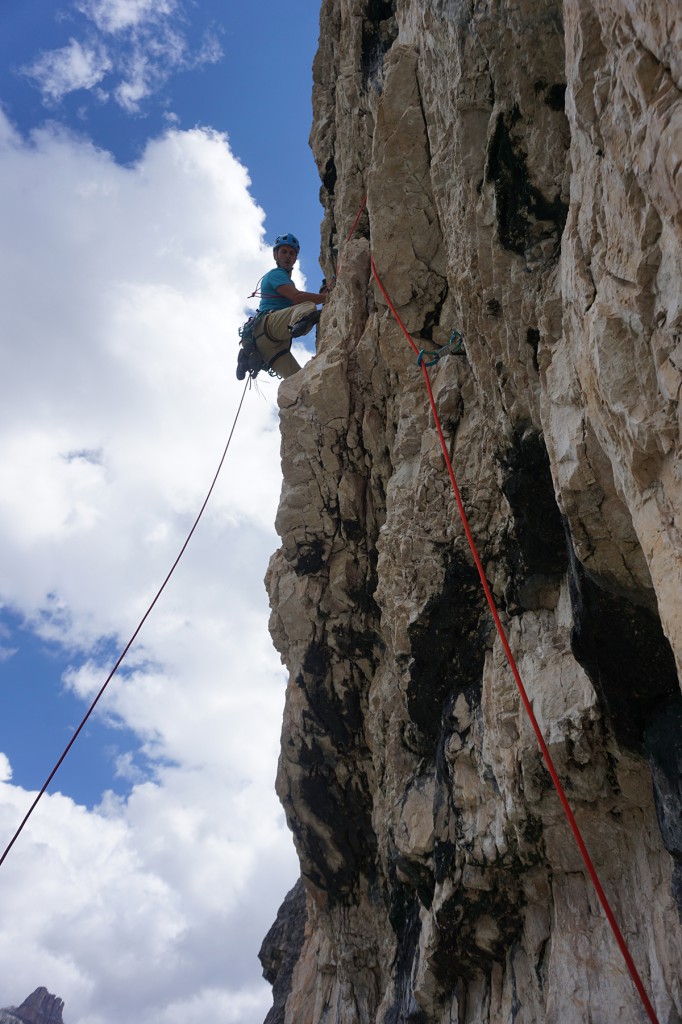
[262, 1, 682, 1022]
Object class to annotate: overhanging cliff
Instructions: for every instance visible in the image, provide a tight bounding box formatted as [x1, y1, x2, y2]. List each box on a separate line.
[261, 1, 682, 1021]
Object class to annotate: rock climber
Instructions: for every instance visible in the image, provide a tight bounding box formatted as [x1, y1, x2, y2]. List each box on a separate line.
[246, 233, 330, 379]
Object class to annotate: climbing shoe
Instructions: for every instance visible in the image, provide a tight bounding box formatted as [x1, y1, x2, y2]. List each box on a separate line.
[289, 309, 321, 338]
[248, 345, 266, 376]
[236, 345, 249, 380]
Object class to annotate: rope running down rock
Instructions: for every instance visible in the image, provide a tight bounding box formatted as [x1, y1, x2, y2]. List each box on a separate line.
[368, 250, 660, 1024]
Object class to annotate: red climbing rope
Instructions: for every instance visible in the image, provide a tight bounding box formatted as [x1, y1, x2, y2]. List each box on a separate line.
[0, 379, 250, 869]
[345, 194, 367, 245]
[369, 254, 660, 1024]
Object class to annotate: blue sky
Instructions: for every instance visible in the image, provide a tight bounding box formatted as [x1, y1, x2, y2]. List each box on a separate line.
[0, 0, 323, 274]
[0, 2, 323, 1021]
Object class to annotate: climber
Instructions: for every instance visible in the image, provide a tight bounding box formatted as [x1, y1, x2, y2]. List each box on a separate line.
[238, 233, 330, 380]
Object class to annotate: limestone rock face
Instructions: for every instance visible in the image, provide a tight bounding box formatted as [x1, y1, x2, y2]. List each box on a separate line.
[263, 0, 682, 1021]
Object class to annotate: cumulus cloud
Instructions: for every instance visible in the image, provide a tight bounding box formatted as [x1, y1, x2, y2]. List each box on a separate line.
[0, 772, 297, 1022]
[0, 109, 305, 1022]
[23, 0, 222, 112]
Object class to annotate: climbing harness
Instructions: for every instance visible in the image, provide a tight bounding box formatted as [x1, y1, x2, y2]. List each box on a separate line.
[0, 380, 250, 869]
[369, 253, 661, 1024]
[237, 315, 270, 380]
[416, 330, 466, 368]
[237, 314, 291, 380]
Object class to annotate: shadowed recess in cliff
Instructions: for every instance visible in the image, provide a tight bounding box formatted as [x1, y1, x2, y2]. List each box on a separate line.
[361, 0, 398, 90]
[323, 156, 337, 196]
[534, 79, 567, 111]
[292, 538, 328, 576]
[645, 697, 682, 917]
[407, 554, 491, 757]
[485, 106, 568, 260]
[569, 559, 680, 753]
[526, 327, 541, 372]
[418, 278, 450, 345]
[499, 429, 568, 612]
[384, 879, 429, 1024]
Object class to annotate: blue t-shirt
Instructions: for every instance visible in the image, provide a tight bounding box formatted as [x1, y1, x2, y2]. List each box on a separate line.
[258, 268, 294, 312]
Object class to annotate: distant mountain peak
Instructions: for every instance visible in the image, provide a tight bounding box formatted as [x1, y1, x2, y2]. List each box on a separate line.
[1, 988, 65, 1024]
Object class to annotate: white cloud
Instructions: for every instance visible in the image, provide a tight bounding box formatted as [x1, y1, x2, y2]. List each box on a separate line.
[22, 38, 113, 102]
[23, 1, 223, 113]
[78, 0, 178, 34]
[0, 109, 305, 1022]
[0, 623, 18, 664]
[0, 774, 297, 1022]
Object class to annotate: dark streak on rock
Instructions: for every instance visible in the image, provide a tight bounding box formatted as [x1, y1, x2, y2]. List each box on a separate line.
[486, 107, 568, 259]
[499, 429, 568, 612]
[361, 0, 398, 91]
[384, 876, 430, 1024]
[407, 555, 491, 756]
[569, 558, 679, 753]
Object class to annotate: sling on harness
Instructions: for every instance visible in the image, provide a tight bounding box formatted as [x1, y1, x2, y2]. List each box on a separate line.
[236, 315, 268, 380]
[236, 313, 294, 380]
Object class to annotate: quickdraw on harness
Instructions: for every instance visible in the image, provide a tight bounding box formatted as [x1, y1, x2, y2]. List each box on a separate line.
[236, 314, 279, 380]
[416, 329, 466, 367]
